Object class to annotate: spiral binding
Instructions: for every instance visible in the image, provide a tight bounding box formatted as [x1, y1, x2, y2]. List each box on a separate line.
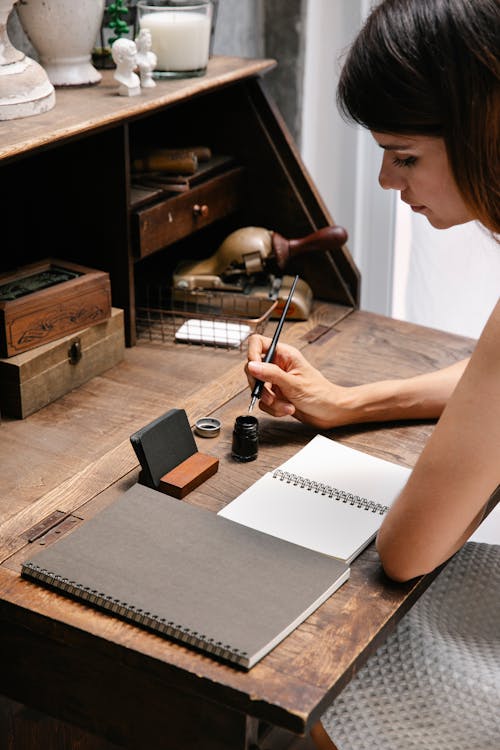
[22, 562, 249, 668]
[272, 469, 388, 516]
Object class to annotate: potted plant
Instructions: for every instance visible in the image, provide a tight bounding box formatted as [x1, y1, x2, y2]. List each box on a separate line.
[93, 0, 135, 69]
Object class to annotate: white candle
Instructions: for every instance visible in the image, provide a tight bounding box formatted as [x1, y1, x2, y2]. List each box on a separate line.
[140, 11, 211, 72]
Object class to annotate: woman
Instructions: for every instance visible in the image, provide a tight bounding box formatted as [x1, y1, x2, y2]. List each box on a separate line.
[246, 1, 499, 747]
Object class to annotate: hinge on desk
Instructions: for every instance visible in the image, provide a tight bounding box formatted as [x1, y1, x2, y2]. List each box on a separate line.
[22, 510, 72, 543]
[34, 515, 81, 546]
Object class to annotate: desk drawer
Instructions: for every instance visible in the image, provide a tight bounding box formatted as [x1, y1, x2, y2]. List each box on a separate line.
[133, 167, 246, 259]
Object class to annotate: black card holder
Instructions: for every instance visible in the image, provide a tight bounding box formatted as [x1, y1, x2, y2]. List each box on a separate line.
[130, 408, 198, 489]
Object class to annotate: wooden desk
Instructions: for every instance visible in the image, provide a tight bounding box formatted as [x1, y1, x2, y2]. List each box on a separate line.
[0, 303, 474, 749]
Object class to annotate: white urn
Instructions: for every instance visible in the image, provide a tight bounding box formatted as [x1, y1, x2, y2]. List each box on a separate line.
[17, 0, 105, 86]
[0, 0, 55, 119]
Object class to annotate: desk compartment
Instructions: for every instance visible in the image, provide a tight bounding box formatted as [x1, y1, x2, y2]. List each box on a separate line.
[132, 167, 246, 259]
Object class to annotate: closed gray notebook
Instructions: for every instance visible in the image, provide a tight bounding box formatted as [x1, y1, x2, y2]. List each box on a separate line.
[22, 484, 349, 669]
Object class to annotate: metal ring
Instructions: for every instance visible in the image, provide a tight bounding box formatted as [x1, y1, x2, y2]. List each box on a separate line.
[194, 417, 221, 438]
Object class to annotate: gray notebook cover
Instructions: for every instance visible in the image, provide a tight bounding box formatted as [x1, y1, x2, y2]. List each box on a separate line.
[22, 484, 349, 669]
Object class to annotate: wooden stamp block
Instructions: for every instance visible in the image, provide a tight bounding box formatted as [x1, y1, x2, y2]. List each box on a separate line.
[0, 258, 112, 357]
[158, 453, 219, 499]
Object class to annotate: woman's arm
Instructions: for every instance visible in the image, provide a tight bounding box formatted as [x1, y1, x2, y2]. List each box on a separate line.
[246, 337, 468, 429]
[377, 299, 500, 581]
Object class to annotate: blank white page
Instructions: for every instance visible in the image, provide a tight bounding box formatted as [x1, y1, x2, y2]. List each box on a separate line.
[219, 435, 411, 563]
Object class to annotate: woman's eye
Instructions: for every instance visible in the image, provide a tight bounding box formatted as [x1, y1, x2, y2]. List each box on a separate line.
[392, 155, 417, 168]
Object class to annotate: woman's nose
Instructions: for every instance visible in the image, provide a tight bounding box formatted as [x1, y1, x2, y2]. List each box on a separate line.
[378, 155, 406, 191]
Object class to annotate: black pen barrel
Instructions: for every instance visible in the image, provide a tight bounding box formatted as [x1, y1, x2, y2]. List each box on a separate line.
[249, 275, 299, 403]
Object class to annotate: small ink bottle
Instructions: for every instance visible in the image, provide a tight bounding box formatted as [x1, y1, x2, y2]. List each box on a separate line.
[231, 415, 259, 462]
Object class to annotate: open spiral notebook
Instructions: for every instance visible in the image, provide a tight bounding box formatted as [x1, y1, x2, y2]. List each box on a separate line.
[218, 435, 412, 564]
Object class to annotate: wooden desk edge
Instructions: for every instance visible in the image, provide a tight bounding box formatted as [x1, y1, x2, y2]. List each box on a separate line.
[0, 554, 444, 736]
[0, 565, 323, 734]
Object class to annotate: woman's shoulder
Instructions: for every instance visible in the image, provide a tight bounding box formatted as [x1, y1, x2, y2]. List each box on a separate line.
[474, 298, 500, 354]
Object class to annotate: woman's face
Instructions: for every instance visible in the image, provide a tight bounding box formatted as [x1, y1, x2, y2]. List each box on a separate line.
[372, 132, 474, 229]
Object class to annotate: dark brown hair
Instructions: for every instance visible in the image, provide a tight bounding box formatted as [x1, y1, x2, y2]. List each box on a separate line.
[337, 0, 500, 233]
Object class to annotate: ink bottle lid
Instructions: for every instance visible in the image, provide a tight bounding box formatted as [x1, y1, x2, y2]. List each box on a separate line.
[231, 415, 259, 462]
[194, 417, 221, 438]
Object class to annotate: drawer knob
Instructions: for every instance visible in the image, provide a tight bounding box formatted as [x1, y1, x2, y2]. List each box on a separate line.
[193, 203, 209, 218]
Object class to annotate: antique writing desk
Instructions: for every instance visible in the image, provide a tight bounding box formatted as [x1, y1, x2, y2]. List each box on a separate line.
[0, 58, 474, 749]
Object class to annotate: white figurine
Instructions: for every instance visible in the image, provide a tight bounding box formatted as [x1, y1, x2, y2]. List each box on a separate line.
[135, 29, 157, 88]
[112, 38, 141, 97]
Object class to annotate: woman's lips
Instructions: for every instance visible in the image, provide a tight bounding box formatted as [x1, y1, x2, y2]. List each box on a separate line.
[402, 197, 427, 214]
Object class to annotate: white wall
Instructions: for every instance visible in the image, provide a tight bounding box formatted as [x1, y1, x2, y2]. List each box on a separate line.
[301, 0, 396, 315]
[391, 205, 500, 340]
[400, 217, 500, 339]
[212, 0, 264, 57]
[301, 1, 361, 243]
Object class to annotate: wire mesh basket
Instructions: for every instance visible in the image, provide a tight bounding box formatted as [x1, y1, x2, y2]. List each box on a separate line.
[136, 287, 278, 350]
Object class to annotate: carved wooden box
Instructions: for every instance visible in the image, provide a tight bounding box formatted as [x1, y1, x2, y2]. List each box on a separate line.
[0, 308, 124, 419]
[0, 259, 112, 357]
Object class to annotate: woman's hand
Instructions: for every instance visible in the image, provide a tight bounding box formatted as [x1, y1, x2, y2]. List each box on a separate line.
[245, 334, 469, 430]
[245, 335, 351, 429]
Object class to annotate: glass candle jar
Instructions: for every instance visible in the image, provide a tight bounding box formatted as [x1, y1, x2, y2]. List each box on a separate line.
[136, 0, 212, 79]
